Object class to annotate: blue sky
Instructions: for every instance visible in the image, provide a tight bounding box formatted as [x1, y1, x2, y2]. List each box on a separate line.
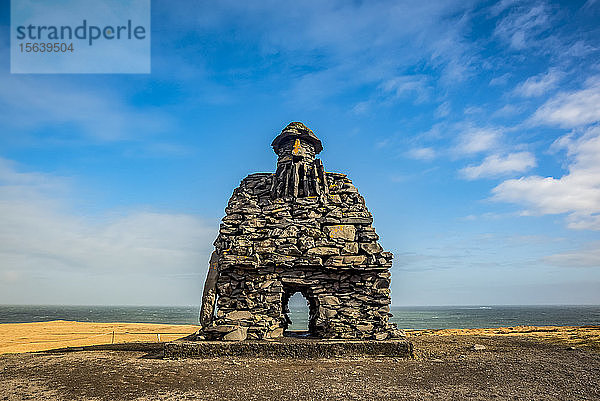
[1, 0, 599, 306]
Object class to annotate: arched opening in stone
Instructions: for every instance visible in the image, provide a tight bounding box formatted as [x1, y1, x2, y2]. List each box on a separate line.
[281, 286, 318, 337]
[286, 293, 309, 330]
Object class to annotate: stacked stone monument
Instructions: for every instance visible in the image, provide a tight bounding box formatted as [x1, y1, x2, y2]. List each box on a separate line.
[198, 122, 402, 341]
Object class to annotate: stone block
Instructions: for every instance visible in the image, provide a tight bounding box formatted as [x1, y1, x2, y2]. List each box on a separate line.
[324, 225, 356, 241]
[265, 327, 284, 339]
[344, 255, 367, 265]
[307, 246, 340, 256]
[324, 255, 366, 267]
[342, 242, 358, 254]
[223, 326, 248, 341]
[320, 295, 340, 306]
[225, 310, 253, 321]
[356, 323, 374, 333]
[360, 242, 383, 254]
[358, 230, 379, 242]
[374, 332, 390, 341]
[322, 307, 337, 318]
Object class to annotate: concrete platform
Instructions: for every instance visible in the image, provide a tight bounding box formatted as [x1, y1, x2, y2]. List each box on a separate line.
[163, 337, 414, 359]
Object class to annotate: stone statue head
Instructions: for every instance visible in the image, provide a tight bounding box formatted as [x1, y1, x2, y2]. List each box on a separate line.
[271, 122, 323, 165]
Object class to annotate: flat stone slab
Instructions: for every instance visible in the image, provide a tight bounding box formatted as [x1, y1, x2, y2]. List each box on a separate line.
[164, 338, 413, 359]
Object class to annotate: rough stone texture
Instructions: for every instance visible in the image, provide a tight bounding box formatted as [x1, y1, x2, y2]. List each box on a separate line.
[164, 339, 414, 359]
[198, 122, 401, 341]
[4, 335, 600, 400]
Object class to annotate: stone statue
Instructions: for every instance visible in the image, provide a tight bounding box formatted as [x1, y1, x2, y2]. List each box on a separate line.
[198, 122, 402, 341]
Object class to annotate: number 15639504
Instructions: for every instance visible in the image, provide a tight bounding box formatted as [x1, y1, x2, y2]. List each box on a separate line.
[19, 42, 74, 52]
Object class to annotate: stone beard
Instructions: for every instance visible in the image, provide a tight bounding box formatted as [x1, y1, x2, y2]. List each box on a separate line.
[199, 122, 402, 341]
[270, 135, 328, 199]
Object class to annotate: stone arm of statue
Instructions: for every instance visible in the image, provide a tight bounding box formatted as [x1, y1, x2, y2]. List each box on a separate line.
[199, 251, 219, 328]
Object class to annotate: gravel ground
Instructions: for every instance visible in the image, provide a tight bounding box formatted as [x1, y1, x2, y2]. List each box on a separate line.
[1, 334, 599, 400]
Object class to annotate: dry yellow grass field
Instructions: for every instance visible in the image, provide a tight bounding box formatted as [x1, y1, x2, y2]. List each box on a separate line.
[407, 325, 600, 351]
[0, 320, 199, 354]
[1, 321, 599, 355]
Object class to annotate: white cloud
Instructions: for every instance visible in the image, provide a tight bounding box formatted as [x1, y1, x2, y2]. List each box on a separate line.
[407, 147, 436, 161]
[489, 73, 511, 86]
[166, 1, 478, 105]
[351, 101, 371, 115]
[492, 127, 600, 229]
[0, 158, 68, 197]
[564, 214, 600, 231]
[514, 69, 563, 97]
[0, 158, 216, 302]
[493, 4, 551, 50]
[460, 151, 536, 180]
[544, 242, 600, 268]
[488, 0, 520, 17]
[492, 104, 522, 118]
[454, 127, 503, 155]
[530, 77, 600, 128]
[379, 75, 431, 103]
[582, 0, 599, 10]
[564, 40, 597, 58]
[463, 106, 484, 115]
[435, 101, 451, 118]
[506, 78, 600, 230]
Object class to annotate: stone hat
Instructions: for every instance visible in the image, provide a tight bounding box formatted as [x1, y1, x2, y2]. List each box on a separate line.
[271, 122, 323, 154]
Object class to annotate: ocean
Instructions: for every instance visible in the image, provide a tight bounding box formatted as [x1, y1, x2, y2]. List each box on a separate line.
[1, 304, 598, 330]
